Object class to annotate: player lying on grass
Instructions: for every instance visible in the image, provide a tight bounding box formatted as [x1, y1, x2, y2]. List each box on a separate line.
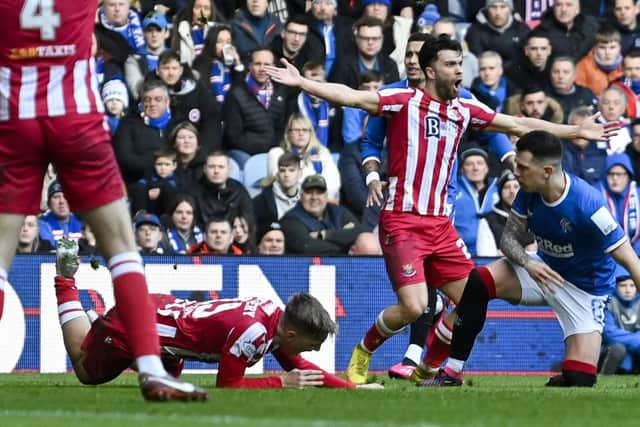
[54, 238, 381, 389]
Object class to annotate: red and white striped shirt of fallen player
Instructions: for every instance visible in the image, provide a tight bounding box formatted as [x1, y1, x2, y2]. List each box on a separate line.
[0, 1, 104, 121]
[153, 295, 354, 389]
[375, 87, 496, 217]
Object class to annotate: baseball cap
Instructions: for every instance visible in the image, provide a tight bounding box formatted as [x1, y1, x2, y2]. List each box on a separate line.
[134, 213, 161, 228]
[257, 222, 284, 243]
[301, 175, 327, 192]
[143, 12, 168, 30]
[460, 147, 489, 163]
[47, 180, 63, 200]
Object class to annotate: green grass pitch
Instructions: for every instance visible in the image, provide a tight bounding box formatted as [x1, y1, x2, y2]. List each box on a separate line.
[1, 373, 640, 426]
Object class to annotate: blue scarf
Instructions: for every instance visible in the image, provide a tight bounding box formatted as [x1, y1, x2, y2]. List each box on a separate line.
[291, 146, 323, 174]
[602, 181, 640, 244]
[145, 52, 160, 71]
[167, 226, 204, 254]
[143, 109, 172, 130]
[297, 92, 329, 147]
[595, 53, 623, 73]
[209, 60, 231, 103]
[107, 115, 122, 134]
[623, 77, 640, 95]
[318, 23, 336, 75]
[99, 8, 145, 54]
[246, 74, 272, 108]
[192, 26, 205, 55]
[477, 77, 508, 113]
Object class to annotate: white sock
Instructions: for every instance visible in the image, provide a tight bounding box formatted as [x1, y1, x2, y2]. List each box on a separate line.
[403, 344, 423, 365]
[445, 357, 465, 374]
[58, 301, 86, 326]
[136, 355, 167, 377]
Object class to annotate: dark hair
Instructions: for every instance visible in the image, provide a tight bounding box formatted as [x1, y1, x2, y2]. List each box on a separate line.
[173, 0, 219, 26]
[168, 121, 200, 147]
[353, 16, 384, 33]
[168, 193, 199, 230]
[550, 55, 576, 69]
[205, 149, 229, 160]
[524, 27, 550, 46]
[153, 148, 176, 161]
[283, 293, 337, 341]
[301, 61, 325, 75]
[285, 14, 310, 28]
[250, 46, 274, 63]
[205, 215, 232, 230]
[192, 24, 233, 80]
[407, 32, 435, 45]
[625, 49, 640, 60]
[158, 49, 182, 66]
[631, 117, 640, 128]
[227, 207, 256, 253]
[418, 34, 462, 71]
[278, 151, 301, 168]
[521, 84, 545, 98]
[516, 131, 563, 164]
[358, 69, 383, 86]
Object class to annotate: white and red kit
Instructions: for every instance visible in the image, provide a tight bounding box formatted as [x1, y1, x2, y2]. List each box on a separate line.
[81, 294, 355, 389]
[376, 88, 496, 288]
[0, 0, 123, 214]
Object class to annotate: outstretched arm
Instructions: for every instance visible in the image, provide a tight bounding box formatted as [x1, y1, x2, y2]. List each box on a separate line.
[265, 59, 380, 114]
[486, 112, 618, 141]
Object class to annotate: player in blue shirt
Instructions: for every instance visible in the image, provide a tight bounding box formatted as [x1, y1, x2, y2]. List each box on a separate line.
[417, 130, 640, 387]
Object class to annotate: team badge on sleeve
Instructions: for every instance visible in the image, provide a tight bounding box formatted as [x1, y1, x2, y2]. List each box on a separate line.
[229, 323, 271, 365]
[590, 207, 618, 236]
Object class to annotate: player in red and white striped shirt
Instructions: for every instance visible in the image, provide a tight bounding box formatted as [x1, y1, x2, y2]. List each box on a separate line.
[266, 34, 618, 385]
[0, 1, 206, 400]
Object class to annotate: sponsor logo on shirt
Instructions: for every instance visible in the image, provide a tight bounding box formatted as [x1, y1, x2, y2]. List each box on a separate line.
[9, 44, 76, 60]
[535, 236, 574, 258]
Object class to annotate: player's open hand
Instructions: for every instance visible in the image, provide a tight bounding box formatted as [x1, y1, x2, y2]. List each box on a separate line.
[577, 112, 620, 141]
[366, 179, 388, 207]
[265, 58, 303, 88]
[281, 369, 324, 388]
[524, 259, 564, 294]
[356, 383, 384, 390]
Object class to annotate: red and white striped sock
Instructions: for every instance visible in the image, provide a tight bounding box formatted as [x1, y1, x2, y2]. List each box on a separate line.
[54, 276, 84, 326]
[361, 310, 405, 353]
[423, 315, 452, 368]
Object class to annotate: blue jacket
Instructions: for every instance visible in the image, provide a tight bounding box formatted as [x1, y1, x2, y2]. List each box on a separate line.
[39, 213, 84, 248]
[561, 139, 607, 185]
[454, 175, 499, 257]
[603, 289, 640, 371]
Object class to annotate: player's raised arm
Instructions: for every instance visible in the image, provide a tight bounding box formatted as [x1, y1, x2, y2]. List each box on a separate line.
[486, 112, 619, 141]
[265, 59, 380, 114]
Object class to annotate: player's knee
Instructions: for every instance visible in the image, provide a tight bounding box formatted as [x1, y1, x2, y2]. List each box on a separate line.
[400, 300, 428, 322]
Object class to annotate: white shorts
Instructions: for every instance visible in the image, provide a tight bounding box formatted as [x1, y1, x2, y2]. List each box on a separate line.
[509, 256, 609, 339]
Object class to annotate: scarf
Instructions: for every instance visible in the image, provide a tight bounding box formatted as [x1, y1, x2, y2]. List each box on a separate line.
[99, 8, 145, 54]
[297, 92, 329, 147]
[167, 226, 204, 254]
[594, 53, 623, 73]
[209, 60, 231, 103]
[106, 114, 121, 134]
[192, 25, 205, 56]
[622, 76, 640, 95]
[602, 181, 640, 244]
[290, 146, 323, 174]
[246, 74, 273, 108]
[143, 109, 172, 130]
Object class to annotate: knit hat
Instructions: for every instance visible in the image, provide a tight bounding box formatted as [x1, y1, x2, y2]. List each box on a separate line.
[257, 222, 284, 243]
[486, 0, 513, 9]
[312, 0, 337, 6]
[460, 147, 489, 163]
[47, 180, 63, 200]
[363, 0, 391, 7]
[417, 4, 441, 28]
[497, 169, 517, 192]
[101, 79, 129, 110]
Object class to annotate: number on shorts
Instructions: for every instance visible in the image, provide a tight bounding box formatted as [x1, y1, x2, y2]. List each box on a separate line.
[591, 297, 608, 327]
[456, 238, 471, 260]
[20, 0, 60, 41]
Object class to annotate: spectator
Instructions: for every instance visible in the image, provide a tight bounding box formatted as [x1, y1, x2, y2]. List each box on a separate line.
[171, 0, 221, 66]
[505, 84, 564, 123]
[432, 17, 479, 89]
[136, 1, 183, 22]
[124, 11, 170, 100]
[538, 0, 599, 61]
[164, 194, 204, 254]
[470, 50, 516, 113]
[280, 175, 380, 255]
[576, 26, 625, 97]
[599, 85, 632, 153]
[230, 0, 283, 63]
[192, 25, 245, 104]
[611, 0, 640, 55]
[134, 212, 172, 254]
[189, 151, 254, 225]
[39, 180, 84, 248]
[97, 0, 146, 55]
[454, 147, 499, 257]
[596, 153, 640, 254]
[600, 267, 640, 375]
[296, 62, 335, 149]
[611, 49, 640, 118]
[229, 208, 257, 254]
[342, 70, 384, 145]
[168, 122, 205, 190]
[625, 118, 640, 181]
[154, 50, 222, 152]
[308, 0, 356, 77]
[16, 215, 53, 254]
[267, 114, 341, 201]
[465, 0, 530, 68]
[129, 149, 179, 216]
[360, 0, 413, 78]
[562, 106, 609, 185]
[257, 222, 286, 255]
[101, 78, 130, 135]
[222, 47, 290, 167]
[253, 152, 302, 233]
[329, 16, 399, 88]
[188, 216, 242, 254]
[271, 15, 325, 72]
[415, 3, 440, 35]
[505, 28, 553, 92]
[546, 56, 599, 122]
[486, 170, 526, 250]
[114, 80, 170, 184]
[94, 24, 133, 85]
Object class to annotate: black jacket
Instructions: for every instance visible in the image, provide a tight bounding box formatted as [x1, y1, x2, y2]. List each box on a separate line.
[222, 82, 291, 155]
[329, 52, 399, 89]
[113, 116, 167, 184]
[270, 33, 325, 72]
[538, 9, 600, 62]
[465, 15, 530, 66]
[545, 85, 598, 123]
[188, 176, 254, 226]
[339, 143, 380, 232]
[251, 185, 279, 233]
[505, 55, 551, 93]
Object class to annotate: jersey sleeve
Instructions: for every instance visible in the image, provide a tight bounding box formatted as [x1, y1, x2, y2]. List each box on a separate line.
[583, 198, 627, 253]
[461, 97, 497, 131]
[376, 88, 414, 116]
[361, 114, 387, 164]
[272, 348, 356, 389]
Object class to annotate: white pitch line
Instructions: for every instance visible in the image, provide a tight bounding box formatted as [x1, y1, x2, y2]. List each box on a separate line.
[1, 409, 441, 427]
